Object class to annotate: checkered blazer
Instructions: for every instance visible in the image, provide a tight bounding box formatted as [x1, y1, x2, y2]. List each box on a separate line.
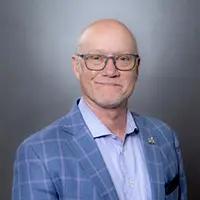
[12, 99, 187, 200]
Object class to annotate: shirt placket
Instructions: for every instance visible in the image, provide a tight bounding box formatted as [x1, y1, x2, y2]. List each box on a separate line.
[119, 138, 141, 200]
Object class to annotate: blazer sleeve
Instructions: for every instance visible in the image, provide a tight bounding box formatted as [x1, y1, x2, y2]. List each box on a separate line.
[173, 132, 187, 200]
[12, 142, 58, 200]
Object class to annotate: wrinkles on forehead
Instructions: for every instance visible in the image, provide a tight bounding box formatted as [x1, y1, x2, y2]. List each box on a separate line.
[77, 19, 138, 54]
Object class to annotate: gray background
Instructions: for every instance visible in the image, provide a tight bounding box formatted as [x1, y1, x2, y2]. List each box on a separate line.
[0, 0, 199, 199]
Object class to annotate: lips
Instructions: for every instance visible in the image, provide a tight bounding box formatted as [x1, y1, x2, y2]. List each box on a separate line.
[95, 81, 121, 86]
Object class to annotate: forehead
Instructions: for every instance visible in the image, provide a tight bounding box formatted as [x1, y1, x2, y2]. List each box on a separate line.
[78, 23, 137, 54]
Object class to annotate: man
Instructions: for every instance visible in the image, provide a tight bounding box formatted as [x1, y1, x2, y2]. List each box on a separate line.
[12, 19, 187, 200]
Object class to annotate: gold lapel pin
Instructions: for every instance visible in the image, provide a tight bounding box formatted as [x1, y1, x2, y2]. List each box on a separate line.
[148, 137, 155, 145]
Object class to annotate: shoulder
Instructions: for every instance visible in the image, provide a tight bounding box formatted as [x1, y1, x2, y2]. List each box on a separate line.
[132, 112, 170, 128]
[131, 112, 178, 143]
[15, 112, 74, 156]
[15, 100, 84, 158]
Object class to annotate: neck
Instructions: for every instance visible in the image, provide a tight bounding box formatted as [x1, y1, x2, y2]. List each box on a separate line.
[82, 96, 128, 141]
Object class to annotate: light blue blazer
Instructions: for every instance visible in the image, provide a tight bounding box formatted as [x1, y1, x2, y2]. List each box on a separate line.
[12, 99, 187, 200]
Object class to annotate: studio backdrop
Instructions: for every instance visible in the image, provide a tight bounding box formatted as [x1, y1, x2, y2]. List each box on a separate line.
[0, 0, 199, 199]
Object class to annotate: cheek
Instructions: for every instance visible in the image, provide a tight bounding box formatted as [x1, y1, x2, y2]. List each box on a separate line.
[123, 73, 137, 87]
[121, 77, 137, 95]
[79, 70, 99, 88]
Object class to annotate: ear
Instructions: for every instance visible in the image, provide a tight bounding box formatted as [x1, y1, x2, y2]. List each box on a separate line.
[72, 55, 81, 80]
[135, 56, 140, 78]
[137, 56, 141, 66]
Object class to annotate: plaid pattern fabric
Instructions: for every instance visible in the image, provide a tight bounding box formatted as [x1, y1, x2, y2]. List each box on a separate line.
[12, 99, 187, 200]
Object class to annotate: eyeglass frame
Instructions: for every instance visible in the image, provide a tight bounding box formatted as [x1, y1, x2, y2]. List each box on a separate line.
[76, 53, 140, 71]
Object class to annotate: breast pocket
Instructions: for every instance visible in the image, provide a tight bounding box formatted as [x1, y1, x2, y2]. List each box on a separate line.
[165, 173, 179, 199]
[165, 186, 179, 200]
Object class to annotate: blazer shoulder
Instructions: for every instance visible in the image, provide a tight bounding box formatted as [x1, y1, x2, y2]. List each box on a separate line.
[132, 112, 176, 142]
[17, 114, 73, 150]
[132, 111, 169, 127]
[16, 102, 83, 153]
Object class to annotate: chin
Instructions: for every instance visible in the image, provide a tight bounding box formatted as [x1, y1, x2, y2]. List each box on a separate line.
[94, 97, 127, 109]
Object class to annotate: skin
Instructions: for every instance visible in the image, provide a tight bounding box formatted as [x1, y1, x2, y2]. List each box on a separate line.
[72, 19, 140, 141]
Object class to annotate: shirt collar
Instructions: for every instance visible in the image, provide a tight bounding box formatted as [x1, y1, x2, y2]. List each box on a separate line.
[78, 97, 137, 138]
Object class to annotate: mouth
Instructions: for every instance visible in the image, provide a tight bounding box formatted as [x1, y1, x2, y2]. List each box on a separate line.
[95, 82, 121, 87]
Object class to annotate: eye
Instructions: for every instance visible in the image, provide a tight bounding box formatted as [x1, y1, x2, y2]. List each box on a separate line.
[87, 55, 106, 64]
[118, 55, 131, 61]
[92, 56, 100, 60]
[90, 55, 104, 61]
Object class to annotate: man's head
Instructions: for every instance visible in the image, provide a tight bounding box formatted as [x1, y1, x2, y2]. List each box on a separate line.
[72, 19, 140, 109]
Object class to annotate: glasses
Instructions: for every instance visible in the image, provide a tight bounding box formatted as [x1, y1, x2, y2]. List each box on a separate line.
[76, 53, 139, 71]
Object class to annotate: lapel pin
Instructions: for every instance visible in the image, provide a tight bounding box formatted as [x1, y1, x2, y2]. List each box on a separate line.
[148, 137, 155, 145]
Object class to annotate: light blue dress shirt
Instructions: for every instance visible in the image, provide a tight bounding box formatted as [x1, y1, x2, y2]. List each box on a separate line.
[78, 98, 151, 200]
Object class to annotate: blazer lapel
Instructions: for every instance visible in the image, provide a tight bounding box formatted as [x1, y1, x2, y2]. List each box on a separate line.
[134, 114, 165, 200]
[62, 102, 119, 200]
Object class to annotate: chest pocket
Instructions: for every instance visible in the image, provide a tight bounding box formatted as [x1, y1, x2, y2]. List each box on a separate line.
[165, 173, 179, 199]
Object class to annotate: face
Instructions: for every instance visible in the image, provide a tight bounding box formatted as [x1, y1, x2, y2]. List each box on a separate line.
[72, 22, 139, 109]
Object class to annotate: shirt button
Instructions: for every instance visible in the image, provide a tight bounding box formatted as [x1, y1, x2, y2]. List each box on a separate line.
[129, 178, 134, 187]
[111, 134, 116, 139]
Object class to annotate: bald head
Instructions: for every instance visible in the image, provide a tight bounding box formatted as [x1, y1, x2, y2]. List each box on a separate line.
[77, 19, 138, 54]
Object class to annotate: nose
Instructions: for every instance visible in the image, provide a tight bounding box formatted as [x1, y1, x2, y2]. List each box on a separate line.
[102, 58, 120, 77]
